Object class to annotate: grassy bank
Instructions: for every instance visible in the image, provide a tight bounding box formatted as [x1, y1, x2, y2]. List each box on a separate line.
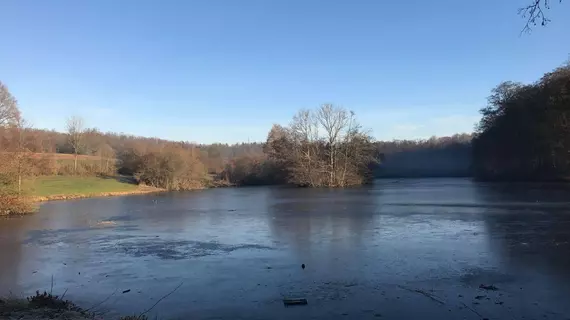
[0, 291, 146, 320]
[27, 176, 138, 197]
[25, 176, 164, 201]
[0, 292, 92, 320]
[2, 176, 163, 215]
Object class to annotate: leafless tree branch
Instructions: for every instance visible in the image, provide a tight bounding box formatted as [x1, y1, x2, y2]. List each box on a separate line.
[519, 0, 563, 33]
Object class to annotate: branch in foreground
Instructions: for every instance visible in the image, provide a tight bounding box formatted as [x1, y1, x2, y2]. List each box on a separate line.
[518, 0, 562, 33]
[85, 289, 118, 312]
[397, 285, 445, 305]
[137, 282, 184, 319]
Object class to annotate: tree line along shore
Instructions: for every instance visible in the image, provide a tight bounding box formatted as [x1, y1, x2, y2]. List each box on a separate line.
[1, 60, 569, 215]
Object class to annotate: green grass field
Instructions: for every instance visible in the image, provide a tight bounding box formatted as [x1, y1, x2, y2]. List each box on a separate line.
[26, 176, 138, 197]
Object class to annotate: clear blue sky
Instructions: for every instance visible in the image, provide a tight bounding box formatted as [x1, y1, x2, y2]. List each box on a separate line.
[0, 0, 568, 144]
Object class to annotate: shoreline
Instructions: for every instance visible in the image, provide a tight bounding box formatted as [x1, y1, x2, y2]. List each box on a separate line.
[26, 176, 570, 204]
[27, 175, 239, 203]
[30, 186, 168, 203]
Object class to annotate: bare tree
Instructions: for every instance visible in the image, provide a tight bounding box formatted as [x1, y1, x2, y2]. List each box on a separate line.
[66, 116, 85, 174]
[0, 118, 37, 193]
[317, 104, 349, 186]
[96, 143, 115, 174]
[290, 109, 321, 186]
[519, 0, 564, 33]
[316, 105, 376, 187]
[0, 81, 21, 127]
[12, 119, 35, 192]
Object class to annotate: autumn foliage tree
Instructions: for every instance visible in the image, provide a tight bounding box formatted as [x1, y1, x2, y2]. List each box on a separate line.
[222, 154, 283, 186]
[117, 143, 207, 190]
[0, 81, 20, 127]
[0, 82, 35, 214]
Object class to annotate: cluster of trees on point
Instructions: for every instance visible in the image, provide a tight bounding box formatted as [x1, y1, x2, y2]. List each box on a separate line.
[265, 105, 377, 187]
[226, 105, 378, 187]
[473, 61, 570, 180]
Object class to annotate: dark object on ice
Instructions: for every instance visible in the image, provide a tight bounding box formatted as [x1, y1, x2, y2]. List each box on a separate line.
[283, 298, 308, 306]
[479, 284, 498, 291]
[301, 264, 305, 269]
[122, 289, 131, 294]
[475, 295, 486, 300]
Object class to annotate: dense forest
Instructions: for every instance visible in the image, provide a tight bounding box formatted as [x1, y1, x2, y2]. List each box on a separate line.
[473, 62, 570, 180]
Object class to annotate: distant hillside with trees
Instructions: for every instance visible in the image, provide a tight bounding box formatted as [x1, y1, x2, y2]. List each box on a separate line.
[224, 110, 474, 185]
[4, 60, 569, 213]
[374, 135, 473, 178]
[1, 76, 475, 197]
